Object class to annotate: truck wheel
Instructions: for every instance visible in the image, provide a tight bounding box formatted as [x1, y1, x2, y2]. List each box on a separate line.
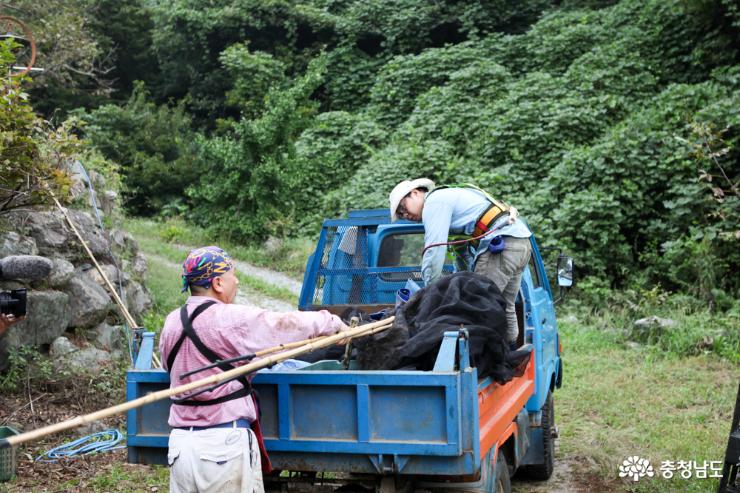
[494, 451, 512, 493]
[521, 390, 555, 480]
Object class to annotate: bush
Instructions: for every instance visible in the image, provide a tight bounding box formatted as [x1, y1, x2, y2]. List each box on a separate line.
[220, 42, 287, 118]
[534, 79, 738, 285]
[0, 40, 76, 214]
[367, 43, 495, 128]
[290, 111, 387, 228]
[187, 57, 326, 240]
[77, 82, 199, 215]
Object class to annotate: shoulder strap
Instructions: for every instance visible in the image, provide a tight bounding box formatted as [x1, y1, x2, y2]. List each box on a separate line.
[166, 301, 217, 371]
[167, 300, 254, 407]
[429, 183, 511, 212]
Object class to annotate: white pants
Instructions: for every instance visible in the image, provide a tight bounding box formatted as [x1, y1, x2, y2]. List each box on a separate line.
[168, 425, 264, 493]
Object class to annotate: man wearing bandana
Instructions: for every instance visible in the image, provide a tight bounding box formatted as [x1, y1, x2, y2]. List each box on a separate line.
[160, 246, 348, 493]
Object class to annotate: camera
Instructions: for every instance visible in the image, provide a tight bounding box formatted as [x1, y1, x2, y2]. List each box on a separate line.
[0, 289, 26, 317]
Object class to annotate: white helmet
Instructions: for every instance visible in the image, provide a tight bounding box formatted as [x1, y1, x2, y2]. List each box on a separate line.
[388, 178, 435, 222]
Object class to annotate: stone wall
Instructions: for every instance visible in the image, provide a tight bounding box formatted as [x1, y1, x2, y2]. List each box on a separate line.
[0, 170, 151, 372]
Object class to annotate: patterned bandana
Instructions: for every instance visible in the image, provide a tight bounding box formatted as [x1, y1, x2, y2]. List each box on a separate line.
[181, 246, 235, 293]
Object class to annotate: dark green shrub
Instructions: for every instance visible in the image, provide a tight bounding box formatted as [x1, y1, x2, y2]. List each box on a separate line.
[187, 58, 325, 240]
[367, 43, 494, 128]
[78, 82, 199, 215]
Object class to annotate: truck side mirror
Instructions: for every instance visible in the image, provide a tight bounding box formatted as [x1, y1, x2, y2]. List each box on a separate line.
[557, 255, 574, 288]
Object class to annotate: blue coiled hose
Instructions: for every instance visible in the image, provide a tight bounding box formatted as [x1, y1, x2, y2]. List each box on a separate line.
[35, 430, 125, 462]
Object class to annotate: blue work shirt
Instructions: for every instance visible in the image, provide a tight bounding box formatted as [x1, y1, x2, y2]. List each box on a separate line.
[421, 187, 531, 285]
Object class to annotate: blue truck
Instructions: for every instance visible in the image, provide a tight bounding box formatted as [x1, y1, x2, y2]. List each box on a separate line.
[126, 209, 572, 492]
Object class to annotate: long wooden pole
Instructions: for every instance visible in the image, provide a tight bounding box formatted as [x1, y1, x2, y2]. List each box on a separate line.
[181, 321, 377, 377]
[0, 317, 394, 449]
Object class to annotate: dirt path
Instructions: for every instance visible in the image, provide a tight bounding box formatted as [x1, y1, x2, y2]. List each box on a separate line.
[231, 259, 303, 297]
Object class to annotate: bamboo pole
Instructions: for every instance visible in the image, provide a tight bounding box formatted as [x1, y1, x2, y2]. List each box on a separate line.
[181, 327, 368, 377]
[0, 316, 394, 449]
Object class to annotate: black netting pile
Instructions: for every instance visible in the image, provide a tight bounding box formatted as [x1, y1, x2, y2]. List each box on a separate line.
[352, 271, 530, 383]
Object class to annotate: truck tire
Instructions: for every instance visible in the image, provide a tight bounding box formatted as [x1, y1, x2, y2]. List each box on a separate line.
[521, 390, 555, 480]
[494, 451, 512, 493]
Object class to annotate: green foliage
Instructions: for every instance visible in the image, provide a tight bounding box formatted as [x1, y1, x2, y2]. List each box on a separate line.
[0, 346, 55, 393]
[187, 57, 326, 239]
[150, 0, 334, 123]
[77, 82, 199, 215]
[15, 0, 116, 114]
[25, 0, 739, 297]
[533, 79, 739, 287]
[0, 41, 76, 214]
[318, 0, 739, 294]
[333, 0, 554, 54]
[368, 43, 495, 128]
[291, 111, 387, 227]
[220, 42, 287, 118]
[87, 0, 162, 98]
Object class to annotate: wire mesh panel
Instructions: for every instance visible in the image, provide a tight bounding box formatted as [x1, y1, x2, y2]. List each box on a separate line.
[311, 225, 425, 306]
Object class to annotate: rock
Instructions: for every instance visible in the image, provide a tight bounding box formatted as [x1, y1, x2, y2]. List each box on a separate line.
[67, 166, 87, 202]
[50, 336, 76, 357]
[66, 210, 111, 261]
[109, 229, 138, 256]
[625, 341, 642, 350]
[633, 316, 677, 331]
[50, 336, 111, 373]
[0, 290, 71, 369]
[101, 190, 118, 216]
[561, 314, 579, 325]
[65, 274, 112, 328]
[74, 420, 108, 438]
[15, 211, 69, 254]
[88, 169, 106, 191]
[695, 336, 714, 351]
[16, 210, 111, 262]
[0, 280, 25, 290]
[85, 263, 130, 288]
[0, 231, 38, 257]
[263, 236, 283, 254]
[49, 258, 75, 288]
[126, 281, 152, 316]
[90, 322, 125, 351]
[130, 252, 148, 279]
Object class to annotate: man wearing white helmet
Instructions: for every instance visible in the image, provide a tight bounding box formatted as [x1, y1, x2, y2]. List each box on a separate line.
[388, 178, 532, 346]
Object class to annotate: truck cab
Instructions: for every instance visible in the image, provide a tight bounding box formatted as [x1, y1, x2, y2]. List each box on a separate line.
[125, 209, 571, 493]
[299, 209, 564, 413]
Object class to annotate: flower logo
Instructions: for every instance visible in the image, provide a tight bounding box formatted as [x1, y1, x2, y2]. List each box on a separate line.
[619, 456, 655, 482]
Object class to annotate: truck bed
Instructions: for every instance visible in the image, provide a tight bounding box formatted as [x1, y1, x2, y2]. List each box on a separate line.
[126, 332, 535, 480]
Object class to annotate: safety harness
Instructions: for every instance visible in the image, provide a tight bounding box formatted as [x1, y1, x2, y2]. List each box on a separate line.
[166, 301, 254, 406]
[422, 184, 513, 254]
[164, 300, 275, 474]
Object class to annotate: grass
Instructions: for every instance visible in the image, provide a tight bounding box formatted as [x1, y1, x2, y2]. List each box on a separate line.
[123, 217, 314, 279]
[235, 273, 298, 304]
[84, 462, 169, 492]
[555, 309, 738, 493]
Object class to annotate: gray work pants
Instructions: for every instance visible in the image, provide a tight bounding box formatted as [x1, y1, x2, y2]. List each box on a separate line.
[474, 236, 532, 343]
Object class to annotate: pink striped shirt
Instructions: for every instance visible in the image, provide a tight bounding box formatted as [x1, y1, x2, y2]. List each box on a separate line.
[159, 296, 344, 427]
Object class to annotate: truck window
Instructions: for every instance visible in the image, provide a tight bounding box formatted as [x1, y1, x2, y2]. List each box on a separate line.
[377, 233, 427, 282]
[378, 233, 425, 267]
